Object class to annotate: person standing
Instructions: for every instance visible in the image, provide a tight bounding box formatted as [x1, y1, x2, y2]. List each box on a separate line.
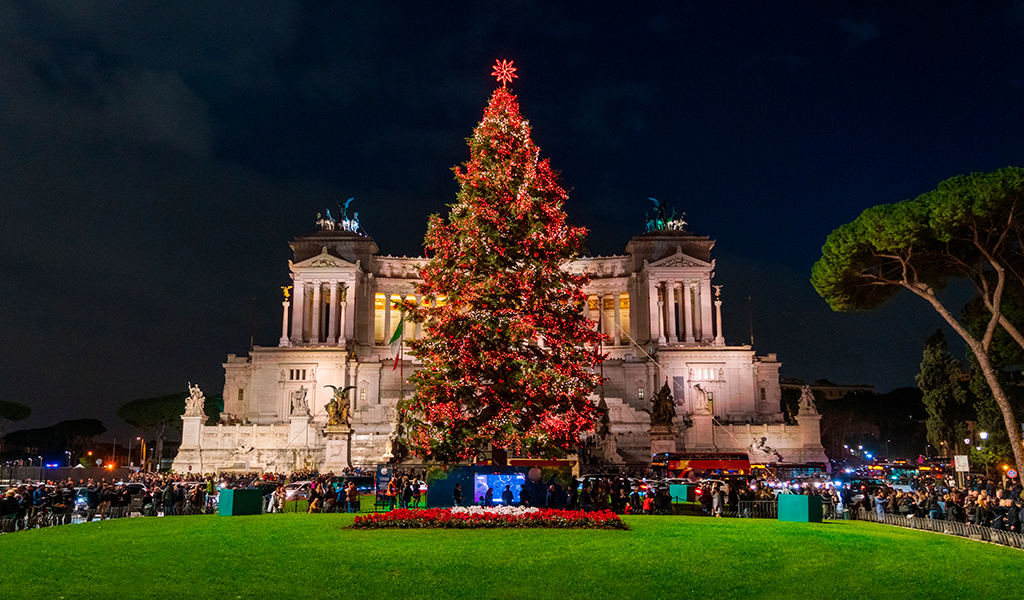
[712, 485, 724, 517]
[402, 478, 414, 509]
[629, 487, 641, 514]
[386, 477, 399, 510]
[580, 485, 594, 512]
[346, 481, 358, 513]
[874, 490, 888, 519]
[485, 487, 495, 508]
[501, 485, 514, 506]
[453, 483, 463, 507]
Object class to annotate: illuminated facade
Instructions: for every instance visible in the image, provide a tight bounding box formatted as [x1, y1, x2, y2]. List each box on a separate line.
[171, 222, 827, 472]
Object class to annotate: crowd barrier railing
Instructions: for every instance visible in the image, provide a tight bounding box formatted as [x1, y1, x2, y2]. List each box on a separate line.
[840, 507, 1024, 549]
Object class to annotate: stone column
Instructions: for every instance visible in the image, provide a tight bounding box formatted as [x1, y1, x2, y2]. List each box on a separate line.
[667, 282, 679, 344]
[290, 281, 305, 345]
[344, 277, 357, 343]
[701, 280, 714, 342]
[338, 284, 348, 346]
[383, 292, 392, 346]
[279, 299, 291, 347]
[598, 292, 606, 341]
[414, 294, 422, 340]
[612, 293, 622, 346]
[310, 281, 322, 344]
[649, 280, 664, 345]
[327, 280, 340, 345]
[715, 298, 725, 346]
[655, 283, 666, 345]
[683, 282, 695, 344]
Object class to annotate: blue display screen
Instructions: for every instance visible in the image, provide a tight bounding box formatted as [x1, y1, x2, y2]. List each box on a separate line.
[474, 473, 526, 504]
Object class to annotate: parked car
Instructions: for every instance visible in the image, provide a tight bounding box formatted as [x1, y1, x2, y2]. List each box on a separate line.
[284, 481, 312, 500]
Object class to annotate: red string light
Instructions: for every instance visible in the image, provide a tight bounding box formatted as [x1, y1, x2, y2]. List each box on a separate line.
[398, 84, 607, 461]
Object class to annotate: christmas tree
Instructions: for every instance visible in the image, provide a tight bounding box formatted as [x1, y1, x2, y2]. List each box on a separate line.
[400, 62, 606, 461]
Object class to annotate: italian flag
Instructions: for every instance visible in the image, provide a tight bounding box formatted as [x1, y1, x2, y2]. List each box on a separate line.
[389, 314, 404, 370]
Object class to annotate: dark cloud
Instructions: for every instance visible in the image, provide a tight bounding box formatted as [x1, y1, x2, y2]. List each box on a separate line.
[833, 15, 881, 48]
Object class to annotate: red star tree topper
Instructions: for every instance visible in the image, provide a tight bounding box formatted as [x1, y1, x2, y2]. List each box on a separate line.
[399, 81, 606, 461]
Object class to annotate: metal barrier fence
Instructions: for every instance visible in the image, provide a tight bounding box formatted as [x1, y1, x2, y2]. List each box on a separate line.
[736, 500, 779, 519]
[841, 508, 1024, 549]
[729, 498, 1022, 551]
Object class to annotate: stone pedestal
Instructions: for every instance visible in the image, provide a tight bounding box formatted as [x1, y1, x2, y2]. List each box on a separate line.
[649, 424, 677, 455]
[797, 410, 822, 448]
[288, 414, 312, 448]
[689, 413, 715, 450]
[180, 416, 204, 449]
[322, 425, 352, 472]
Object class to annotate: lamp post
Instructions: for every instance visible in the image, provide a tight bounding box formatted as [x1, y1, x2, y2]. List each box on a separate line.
[980, 432, 989, 477]
[65, 451, 71, 468]
[140, 438, 147, 471]
[128, 437, 134, 468]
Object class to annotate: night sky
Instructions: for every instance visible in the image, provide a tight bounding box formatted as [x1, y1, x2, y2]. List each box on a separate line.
[2, 2, 1022, 441]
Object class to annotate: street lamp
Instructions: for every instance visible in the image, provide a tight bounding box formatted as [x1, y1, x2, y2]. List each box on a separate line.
[65, 451, 71, 467]
[980, 432, 990, 477]
[128, 437, 134, 468]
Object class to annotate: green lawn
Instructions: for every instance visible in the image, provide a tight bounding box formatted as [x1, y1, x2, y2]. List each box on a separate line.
[1, 514, 1019, 599]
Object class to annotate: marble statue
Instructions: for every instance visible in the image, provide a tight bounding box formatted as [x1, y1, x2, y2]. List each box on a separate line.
[291, 386, 310, 416]
[748, 437, 784, 462]
[799, 385, 817, 412]
[692, 383, 710, 413]
[184, 382, 206, 417]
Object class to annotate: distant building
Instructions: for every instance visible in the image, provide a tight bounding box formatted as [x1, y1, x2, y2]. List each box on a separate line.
[780, 378, 875, 401]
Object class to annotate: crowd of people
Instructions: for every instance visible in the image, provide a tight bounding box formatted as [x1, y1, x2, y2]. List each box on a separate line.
[858, 477, 1023, 532]
[0, 468, 376, 533]
[5, 465, 1023, 542]
[0, 477, 213, 533]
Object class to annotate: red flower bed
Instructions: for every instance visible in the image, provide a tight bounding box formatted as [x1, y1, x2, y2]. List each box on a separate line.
[350, 508, 628, 530]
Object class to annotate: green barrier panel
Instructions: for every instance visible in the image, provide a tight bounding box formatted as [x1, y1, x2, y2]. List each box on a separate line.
[218, 489, 264, 516]
[669, 484, 695, 503]
[777, 494, 822, 523]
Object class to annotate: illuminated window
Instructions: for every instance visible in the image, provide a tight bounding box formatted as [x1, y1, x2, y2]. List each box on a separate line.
[638, 387, 644, 401]
[690, 367, 724, 381]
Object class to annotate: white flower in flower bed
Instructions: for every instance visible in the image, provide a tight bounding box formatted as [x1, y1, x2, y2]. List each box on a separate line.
[449, 505, 540, 516]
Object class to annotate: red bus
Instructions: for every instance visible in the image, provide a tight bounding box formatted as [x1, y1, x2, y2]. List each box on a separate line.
[651, 452, 751, 477]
